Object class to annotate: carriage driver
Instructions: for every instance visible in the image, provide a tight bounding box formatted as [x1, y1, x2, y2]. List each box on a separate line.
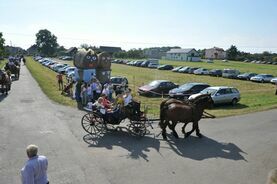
[123, 89, 133, 106]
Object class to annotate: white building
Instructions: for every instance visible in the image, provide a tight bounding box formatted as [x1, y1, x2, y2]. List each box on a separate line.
[205, 47, 226, 59]
[165, 48, 201, 61]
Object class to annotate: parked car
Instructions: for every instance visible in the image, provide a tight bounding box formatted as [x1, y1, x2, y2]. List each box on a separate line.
[178, 67, 191, 73]
[172, 66, 184, 72]
[65, 67, 76, 75]
[138, 80, 178, 96]
[157, 65, 174, 70]
[148, 63, 159, 68]
[222, 69, 240, 79]
[209, 69, 222, 77]
[193, 68, 209, 75]
[237, 73, 257, 80]
[250, 74, 274, 83]
[189, 86, 241, 105]
[270, 77, 277, 84]
[169, 82, 210, 99]
[58, 65, 70, 74]
[110, 76, 128, 90]
[188, 67, 199, 74]
[140, 60, 150, 67]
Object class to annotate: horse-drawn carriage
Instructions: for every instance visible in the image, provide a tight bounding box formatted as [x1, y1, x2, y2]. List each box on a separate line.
[81, 101, 153, 137]
[81, 94, 215, 140]
[0, 70, 11, 95]
[4, 57, 20, 80]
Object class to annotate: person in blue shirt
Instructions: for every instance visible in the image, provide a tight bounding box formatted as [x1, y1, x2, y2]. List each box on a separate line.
[21, 144, 49, 184]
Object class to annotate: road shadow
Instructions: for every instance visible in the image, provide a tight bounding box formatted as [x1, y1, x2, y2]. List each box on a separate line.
[0, 93, 8, 102]
[83, 131, 160, 162]
[165, 134, 247, 161]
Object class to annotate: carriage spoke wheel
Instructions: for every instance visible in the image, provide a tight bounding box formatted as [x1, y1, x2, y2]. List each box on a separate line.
[128, 121, 147, 137]
[81, 113, 105, 135]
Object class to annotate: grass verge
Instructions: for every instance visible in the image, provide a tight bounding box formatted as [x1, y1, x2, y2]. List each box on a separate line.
[26, 57, 77, 107]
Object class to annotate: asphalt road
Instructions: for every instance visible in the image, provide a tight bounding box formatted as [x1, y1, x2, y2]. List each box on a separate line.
[0, 64, 276, 184]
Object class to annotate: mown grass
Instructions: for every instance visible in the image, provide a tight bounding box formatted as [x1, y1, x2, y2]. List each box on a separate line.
[26, 57, 77, 107]
[26, 57, 277, 117]
[111, 61, 277, 117]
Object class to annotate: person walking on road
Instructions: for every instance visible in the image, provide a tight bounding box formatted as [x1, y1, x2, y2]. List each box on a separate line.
[56, 73, 63, 90]
[21, 144, 49, 184]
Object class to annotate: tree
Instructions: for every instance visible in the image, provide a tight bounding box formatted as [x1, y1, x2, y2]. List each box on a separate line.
[0, 32, 5, 57]
[80, 43, 89, 50]
[226, 45, 238, 60]
[36, 29, 58, 56]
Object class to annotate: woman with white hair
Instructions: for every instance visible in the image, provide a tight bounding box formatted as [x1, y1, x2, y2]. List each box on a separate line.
[21, 144, 49, 184]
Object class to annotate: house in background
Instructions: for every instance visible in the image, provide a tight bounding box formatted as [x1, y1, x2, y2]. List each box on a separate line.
[143, 46, 181, 59]
[205, 47, 226, 59]
[165, 48, 201, 61]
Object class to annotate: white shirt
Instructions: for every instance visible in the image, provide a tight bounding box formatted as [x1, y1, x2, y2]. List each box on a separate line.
[21, 155, 48, 184]
[124, 94, 132, 106]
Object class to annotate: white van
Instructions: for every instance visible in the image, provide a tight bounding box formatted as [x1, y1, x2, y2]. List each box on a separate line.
[222, 69, 240, 79]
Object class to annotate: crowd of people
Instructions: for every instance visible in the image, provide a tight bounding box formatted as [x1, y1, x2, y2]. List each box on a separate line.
[57, 74, 134, 114]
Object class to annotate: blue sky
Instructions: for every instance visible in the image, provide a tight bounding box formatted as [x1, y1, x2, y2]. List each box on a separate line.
[1, 0, 277, 53]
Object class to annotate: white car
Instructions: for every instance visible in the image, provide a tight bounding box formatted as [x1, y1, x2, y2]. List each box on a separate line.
[148, 63, 159, 68]
[193, 68, 210, 75]
[65, 67, 76, 75]
[189, 86, 241, 105]
[270, 77, 277, 84]
[250, 74, 274, 83]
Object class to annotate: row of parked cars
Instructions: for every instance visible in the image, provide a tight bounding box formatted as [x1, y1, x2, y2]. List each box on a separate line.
[137, 80, 240, 106]
[33, 56, 76, 78]
[113, 59, 276, 84]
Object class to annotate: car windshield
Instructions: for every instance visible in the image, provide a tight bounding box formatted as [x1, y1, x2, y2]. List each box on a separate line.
[179, 83, 193, 90]
[200, 88, 217, 95]
[148, 81, 160, 87]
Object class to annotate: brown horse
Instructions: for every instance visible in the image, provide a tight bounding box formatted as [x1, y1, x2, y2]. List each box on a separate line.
[0, 71, 11, 95]
[159, 94, 213, 140]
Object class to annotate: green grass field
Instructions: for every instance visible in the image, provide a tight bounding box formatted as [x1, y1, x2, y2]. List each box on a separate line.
[111, 61, 277, 117]
[26, 57, 77, 107]
[26, 57, 277, 117]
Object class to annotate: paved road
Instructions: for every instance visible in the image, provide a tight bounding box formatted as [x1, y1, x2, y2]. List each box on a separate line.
[0, 64, 276, 184]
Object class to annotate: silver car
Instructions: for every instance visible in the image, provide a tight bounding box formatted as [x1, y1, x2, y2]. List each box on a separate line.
[189, 86, 241, 105]
[250, 74, 274, 83]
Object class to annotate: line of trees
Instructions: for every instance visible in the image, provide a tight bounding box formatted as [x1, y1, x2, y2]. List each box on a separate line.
[226, 45, 277, 62]
[0, 32, 5, 58]
[113, 49, 145, 59]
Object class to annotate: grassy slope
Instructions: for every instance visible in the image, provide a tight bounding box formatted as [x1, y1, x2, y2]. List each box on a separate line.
[111, 61, 277, 117]
[26, 57, 77, 107]
[26, 57, 277, 117]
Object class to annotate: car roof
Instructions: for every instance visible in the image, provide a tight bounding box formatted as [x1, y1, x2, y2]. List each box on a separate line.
[180, 82, 209, 86]
[206, 86, 235, 90]
[152, 80, 171, 83]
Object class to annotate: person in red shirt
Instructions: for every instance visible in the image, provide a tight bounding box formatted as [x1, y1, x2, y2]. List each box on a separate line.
[56, 73, 63, 90]
[100, 94, 112, 109]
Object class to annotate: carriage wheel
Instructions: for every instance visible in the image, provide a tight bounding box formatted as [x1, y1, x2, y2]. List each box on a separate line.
[81, 112, 105, 135]
[128, 121, 147, 137]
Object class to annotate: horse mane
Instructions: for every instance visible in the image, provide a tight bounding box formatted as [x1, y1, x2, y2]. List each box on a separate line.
[190, 94, 211, 105]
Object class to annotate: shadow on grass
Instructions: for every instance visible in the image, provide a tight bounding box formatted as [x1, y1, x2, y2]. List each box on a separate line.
[212, 103, 249, 110]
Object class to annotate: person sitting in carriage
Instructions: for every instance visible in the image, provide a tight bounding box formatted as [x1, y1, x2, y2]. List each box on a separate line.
[123, 89, 141, 119]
